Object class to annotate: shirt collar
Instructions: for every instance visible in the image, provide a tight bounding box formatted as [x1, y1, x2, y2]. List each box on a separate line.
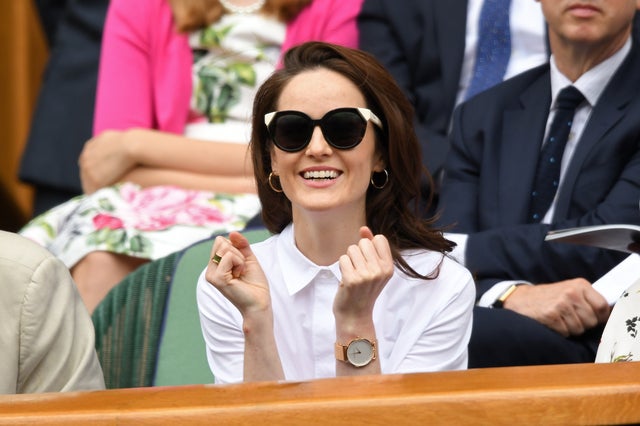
[549, 36, 632, 108]
[276, 224, 342, 295]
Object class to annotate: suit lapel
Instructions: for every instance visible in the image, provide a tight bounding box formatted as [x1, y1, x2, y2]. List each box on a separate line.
[554, 43, 640, 219]
[499, 73, 552, 224]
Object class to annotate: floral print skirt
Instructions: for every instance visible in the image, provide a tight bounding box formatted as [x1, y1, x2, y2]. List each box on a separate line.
[19, 183, 261, 269]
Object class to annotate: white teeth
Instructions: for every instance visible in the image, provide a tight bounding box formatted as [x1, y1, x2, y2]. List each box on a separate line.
[303, 170, 339, 180]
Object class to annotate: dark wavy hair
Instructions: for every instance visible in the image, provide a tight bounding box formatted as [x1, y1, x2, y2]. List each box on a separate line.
[250, 41, 453, 279]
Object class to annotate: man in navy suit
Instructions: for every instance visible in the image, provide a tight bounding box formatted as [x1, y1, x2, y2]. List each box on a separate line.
[438, 0, 640, 367]
[358, 0, 549, 189]
[20, 0, 109, 216]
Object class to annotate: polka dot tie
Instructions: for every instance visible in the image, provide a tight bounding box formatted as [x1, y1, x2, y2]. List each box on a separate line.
[466, 0, 512, 100]
[528, 86, 585, 223]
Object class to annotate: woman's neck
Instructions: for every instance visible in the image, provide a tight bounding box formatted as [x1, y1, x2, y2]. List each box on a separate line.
[292, 209, 367, 266]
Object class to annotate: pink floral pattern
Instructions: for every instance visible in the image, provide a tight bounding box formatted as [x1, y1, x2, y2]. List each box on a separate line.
[93, 214, 124, 230]
[117, 185, 228, 231]
[19, 183, 261, 268]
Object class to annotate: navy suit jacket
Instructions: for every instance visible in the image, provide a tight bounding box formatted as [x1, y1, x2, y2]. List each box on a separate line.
[33, 0, 67, 47]
[438, 41, 640, 298]
[20, 0, 108, 197]
[358, 0, 468, 176]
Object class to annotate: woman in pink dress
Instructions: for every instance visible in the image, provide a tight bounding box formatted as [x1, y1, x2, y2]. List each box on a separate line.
[20, 0, 363, 313]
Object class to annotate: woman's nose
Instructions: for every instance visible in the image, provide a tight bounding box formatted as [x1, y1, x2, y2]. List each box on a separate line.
[305, 125, 333, 156]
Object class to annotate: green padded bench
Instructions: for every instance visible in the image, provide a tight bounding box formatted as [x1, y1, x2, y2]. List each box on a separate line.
[93, 227, 271, 388]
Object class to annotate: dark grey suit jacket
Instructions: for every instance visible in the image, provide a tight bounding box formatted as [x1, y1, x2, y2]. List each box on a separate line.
[20, 0, 109, 204]
[438, 41, 640, 297]
[358, 0, 468, 176]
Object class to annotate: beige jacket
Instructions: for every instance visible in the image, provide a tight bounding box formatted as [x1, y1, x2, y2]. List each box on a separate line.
[0, 231, 105, 393]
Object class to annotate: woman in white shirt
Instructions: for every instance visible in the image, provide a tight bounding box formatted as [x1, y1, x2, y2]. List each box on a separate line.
[196, 41, 475, 384]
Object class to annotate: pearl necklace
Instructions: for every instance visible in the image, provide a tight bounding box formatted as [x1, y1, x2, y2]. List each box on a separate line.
[219, 0, 266, 14]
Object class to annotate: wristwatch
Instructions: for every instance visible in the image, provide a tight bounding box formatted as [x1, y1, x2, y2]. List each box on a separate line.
[491, 284, 520, 308]
[335, 338, 377, 367]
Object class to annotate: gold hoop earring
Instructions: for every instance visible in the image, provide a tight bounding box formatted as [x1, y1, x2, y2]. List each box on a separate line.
[268, 172, 284, 193]
[370, 169, 389, 190]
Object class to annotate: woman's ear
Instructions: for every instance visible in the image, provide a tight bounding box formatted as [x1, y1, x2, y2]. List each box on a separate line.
[270, 149, 278, 173]
[269, 144, 279, 173]
[373, 153, 386, 173]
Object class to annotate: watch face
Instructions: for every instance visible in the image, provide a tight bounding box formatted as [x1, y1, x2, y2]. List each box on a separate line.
[346, 338, 374, 367]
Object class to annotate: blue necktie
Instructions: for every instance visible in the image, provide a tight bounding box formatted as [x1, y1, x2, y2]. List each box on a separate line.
[528, 86, 585, 223]
[466, 0, 512, 100]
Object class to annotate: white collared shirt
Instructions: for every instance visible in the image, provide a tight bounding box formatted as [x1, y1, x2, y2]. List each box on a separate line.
[197, 224, 475, 384]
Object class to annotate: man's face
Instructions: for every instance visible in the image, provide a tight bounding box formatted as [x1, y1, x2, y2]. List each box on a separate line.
[540, 0, 639, 48]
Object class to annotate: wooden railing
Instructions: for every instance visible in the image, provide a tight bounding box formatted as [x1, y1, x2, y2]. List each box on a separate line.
[1, 362, 639, 425]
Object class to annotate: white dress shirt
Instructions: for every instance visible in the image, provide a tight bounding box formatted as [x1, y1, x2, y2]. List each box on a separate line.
[197, 224, 476, 384]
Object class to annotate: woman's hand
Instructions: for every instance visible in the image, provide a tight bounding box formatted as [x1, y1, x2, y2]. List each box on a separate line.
[205, 231, 271, 316]
[206, 232, 284, 382]
[79, 129, 137, 194]
[333, 226, 394, 324]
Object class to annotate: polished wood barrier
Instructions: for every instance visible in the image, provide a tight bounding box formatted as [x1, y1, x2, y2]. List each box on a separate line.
[1, 363, 639, 425]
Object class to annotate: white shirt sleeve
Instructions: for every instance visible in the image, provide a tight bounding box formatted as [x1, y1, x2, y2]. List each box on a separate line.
[477, 280, 533, 308]
[388, 257, 476, 373]
[196, 267, 246, 384]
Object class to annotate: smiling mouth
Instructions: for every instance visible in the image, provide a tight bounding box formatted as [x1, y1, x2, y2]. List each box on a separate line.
[302, 170, 340, 180]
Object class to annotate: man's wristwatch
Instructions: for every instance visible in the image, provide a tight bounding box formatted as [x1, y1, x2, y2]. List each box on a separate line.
[335, 338, 377, 367]
[491, 284, 520, 308]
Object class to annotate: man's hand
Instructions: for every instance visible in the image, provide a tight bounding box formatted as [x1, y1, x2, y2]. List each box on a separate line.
[504, 279, 611, 337]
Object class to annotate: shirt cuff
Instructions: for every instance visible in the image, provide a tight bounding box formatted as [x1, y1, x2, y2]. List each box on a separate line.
[477, 280, 532, 308]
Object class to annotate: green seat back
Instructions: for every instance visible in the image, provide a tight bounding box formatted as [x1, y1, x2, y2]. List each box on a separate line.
[92, 252, 179, 388]
[154, 228, 271, 386]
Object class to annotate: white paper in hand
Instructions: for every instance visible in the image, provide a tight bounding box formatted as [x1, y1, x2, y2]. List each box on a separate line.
[592, 253, 640, 305]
